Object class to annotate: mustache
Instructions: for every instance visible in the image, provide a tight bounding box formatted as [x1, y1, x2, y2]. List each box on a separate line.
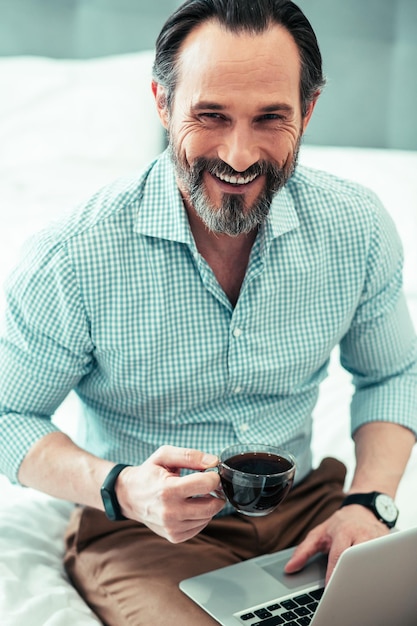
[190, 157, 283, 181]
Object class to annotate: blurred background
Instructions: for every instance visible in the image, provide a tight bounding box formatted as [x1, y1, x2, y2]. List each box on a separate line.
[0, 0, 416, 149]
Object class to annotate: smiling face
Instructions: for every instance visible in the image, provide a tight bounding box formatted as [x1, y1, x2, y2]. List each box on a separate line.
[153, 20, 317, 236]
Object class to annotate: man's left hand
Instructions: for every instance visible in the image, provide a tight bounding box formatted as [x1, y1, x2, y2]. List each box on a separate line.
[284, 504, 390, 584]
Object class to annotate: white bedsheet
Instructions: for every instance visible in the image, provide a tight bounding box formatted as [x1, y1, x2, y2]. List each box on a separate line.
[0, 52, 416, 625]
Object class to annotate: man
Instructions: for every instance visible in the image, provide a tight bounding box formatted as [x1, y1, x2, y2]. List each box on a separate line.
[1, 1, 416, 624]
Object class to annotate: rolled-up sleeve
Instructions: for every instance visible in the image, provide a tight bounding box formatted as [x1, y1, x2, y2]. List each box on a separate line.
[340, 202, 417, 437]
[0, 232, 94, 483]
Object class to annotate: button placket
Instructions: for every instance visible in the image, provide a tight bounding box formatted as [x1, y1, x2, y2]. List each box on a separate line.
[229, 320, 246, 396]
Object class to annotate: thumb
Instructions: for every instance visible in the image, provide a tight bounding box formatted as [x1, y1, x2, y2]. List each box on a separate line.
[151, 445, 219, 472]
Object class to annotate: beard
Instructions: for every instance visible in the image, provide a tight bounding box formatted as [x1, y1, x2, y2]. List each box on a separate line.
[168, 135, 301, 237]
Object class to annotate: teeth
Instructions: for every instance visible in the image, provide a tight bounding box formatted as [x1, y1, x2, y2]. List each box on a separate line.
[215, 172, 258, 185]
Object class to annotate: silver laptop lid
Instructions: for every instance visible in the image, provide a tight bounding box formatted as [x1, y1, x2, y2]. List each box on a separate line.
[312, 526, 417, 626]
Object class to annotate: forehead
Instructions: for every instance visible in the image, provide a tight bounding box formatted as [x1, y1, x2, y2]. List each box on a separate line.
[174, 20, 301, 106]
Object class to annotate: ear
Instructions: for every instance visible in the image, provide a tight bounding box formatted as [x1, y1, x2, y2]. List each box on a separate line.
[301, 91, 320, 133]
[152, 81, 170, 130]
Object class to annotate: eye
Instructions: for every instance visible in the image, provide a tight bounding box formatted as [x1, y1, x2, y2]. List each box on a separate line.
[257, 113, 285, 122]
[197, 112, 229, 128]
[199, 112, 226, 121]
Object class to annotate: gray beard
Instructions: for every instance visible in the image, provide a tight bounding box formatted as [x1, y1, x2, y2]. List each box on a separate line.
[168, 141, 300, 237]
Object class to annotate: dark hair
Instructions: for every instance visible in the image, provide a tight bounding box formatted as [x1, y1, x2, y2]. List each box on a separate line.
[152, 0, 325, 117]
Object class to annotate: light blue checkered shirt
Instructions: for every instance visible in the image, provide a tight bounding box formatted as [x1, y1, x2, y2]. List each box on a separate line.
[1, 150, 417, 492]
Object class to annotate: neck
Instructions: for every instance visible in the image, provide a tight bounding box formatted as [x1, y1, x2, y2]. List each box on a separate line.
[185, 200, 258, 306]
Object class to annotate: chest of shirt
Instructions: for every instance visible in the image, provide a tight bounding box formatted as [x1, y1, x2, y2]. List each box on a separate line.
[72, 228, 364, 400]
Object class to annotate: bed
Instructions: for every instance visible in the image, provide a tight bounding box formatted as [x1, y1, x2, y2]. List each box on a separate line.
[0, 51, 416, 626]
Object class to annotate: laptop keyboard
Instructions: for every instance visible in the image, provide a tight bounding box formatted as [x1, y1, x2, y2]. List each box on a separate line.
[236, 587, 324, 626]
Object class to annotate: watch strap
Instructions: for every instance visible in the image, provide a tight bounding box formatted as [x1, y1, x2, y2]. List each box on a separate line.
[100, 463, 132, 521]
[341, 492, 379, 508]
[340, 491, 398, 528]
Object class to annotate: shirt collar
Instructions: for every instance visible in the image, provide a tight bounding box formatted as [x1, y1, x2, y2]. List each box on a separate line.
[135, 150, 299, 244]
[266, 183, 300, 240]
[135, 150, 194, 246]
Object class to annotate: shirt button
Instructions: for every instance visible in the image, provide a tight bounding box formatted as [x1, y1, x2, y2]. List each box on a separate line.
[233, 328, 243, 338]
[240, 423, 250, 432]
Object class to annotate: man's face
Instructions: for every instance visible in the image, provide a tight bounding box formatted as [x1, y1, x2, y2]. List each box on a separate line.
[154, 20, 315, 236]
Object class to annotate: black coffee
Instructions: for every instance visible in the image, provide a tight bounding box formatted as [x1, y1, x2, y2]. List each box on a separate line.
[219, 452, 294, 515]
[225, 451, 293, 475]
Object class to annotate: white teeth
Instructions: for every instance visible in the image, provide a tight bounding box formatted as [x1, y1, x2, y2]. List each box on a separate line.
[215, 172, 257, 185]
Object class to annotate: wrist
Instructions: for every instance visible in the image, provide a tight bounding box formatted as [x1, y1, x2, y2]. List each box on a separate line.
[340, 491, 399, 529]
[100, 464, 132, 521]
[347, 475, 398, 500]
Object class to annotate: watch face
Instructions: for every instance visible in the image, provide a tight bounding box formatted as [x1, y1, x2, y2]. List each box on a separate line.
[374, 493, 398, 523]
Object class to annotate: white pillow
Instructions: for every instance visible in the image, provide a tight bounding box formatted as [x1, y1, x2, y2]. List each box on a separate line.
[0, 51, 164, 285]
[0, 51, 162, 173]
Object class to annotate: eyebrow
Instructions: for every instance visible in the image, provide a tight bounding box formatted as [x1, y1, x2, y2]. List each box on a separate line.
[259, 103, 294, 114]
[191, 102, 225, 112]
[191, 101, 294, 114]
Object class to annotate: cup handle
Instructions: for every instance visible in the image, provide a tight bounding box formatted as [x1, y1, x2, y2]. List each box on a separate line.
[204, 466, 226, 500]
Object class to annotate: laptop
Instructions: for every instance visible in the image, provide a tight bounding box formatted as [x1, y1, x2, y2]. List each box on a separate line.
[180, 525, 417, 626]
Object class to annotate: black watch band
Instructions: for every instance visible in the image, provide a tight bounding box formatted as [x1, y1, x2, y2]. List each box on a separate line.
[100, 463, 132, 521]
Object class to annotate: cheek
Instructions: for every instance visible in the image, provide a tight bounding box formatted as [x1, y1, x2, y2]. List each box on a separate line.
[171, 119, 234, 166]
[170, 121, 211, 161]
[269, 126, 302, 164]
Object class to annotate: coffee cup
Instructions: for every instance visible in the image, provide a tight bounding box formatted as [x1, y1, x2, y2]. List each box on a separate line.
[213, 444, 296, 516]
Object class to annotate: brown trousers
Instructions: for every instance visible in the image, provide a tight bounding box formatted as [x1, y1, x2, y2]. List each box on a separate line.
[64, 457, 346, 626]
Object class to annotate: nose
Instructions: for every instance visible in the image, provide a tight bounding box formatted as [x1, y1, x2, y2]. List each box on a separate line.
[217, 123, 261, 173]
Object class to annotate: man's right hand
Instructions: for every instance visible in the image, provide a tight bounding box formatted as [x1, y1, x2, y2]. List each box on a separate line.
[115, 445, 225, 543]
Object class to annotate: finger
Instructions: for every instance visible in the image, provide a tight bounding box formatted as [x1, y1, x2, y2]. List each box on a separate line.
[147, 497, 224, 543]
[182, 493, 226, 520]
[151, 519, 216, 544]
[284, 528, 327, 574]
[323, 523, 388, 585]
[152, 445, 219, 472]
[177, 469, 222, 498]
[325, 536, 353, 584]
